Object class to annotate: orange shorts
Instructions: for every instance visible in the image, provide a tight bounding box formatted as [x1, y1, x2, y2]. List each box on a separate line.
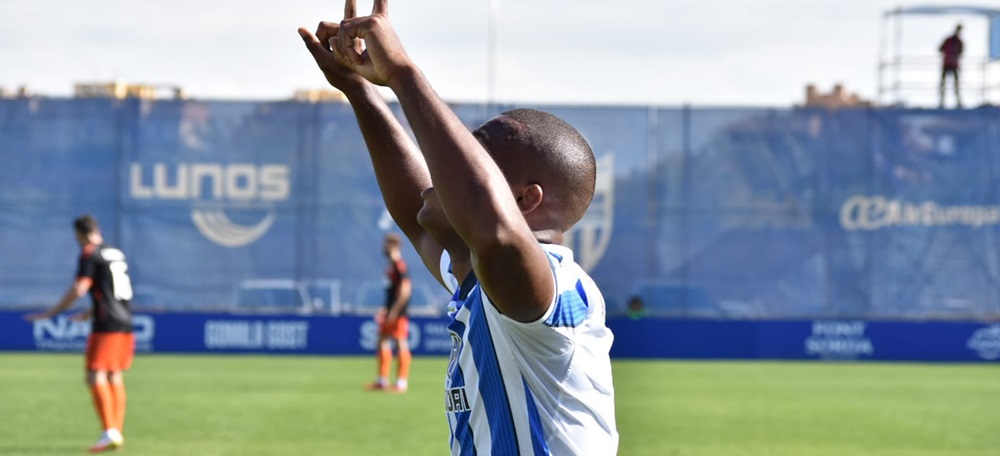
[379, 316, 409, 340]
[85, 332, 135, 372]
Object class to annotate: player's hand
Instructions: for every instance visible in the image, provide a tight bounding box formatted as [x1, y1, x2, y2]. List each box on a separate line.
[335, 0, 414, 87]
[374, 307, 386, 324]
[24, 312, 50, 322]
[297, 19, 368, 93]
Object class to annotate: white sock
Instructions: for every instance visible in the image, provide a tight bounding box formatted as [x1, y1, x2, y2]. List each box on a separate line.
[377, 377, 388, 386]
[395, 379, 408, 389]
[103, 428, 123, 441]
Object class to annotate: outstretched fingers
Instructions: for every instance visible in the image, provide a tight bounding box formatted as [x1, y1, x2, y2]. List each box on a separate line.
[297, 27, 327, 60]
[338, 0, 366, 63]
[334, 0, 389, 65]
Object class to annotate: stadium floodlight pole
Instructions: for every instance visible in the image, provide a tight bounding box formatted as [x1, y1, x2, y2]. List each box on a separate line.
[893, 8, 902, 106]
[877, 12, 887, 106]
[487, 0, 499, 111]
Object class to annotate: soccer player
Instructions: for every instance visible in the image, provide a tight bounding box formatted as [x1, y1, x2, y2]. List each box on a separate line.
[26, 215, 135, 453]
[298, 1, 619, 453]
[367, 233, 413, 392]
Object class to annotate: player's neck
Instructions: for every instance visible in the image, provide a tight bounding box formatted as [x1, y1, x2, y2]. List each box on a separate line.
[533, 229, 562, 245]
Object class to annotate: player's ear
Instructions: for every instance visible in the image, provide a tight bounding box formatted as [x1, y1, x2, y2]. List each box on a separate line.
[515, 184, 543, 214]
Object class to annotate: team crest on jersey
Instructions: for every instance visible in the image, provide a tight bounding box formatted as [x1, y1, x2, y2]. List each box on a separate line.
[562, 153, 614, 272]
[446, 333, 462, 381]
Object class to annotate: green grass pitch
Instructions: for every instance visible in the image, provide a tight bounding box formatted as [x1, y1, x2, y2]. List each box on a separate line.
[0, 354, 996, 455]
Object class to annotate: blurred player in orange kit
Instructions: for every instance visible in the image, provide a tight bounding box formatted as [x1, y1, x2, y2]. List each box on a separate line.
[367, 233, 413, 392]
[26, 215, 135, 453]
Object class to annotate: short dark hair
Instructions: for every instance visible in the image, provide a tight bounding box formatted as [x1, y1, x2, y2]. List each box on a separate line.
[473, 108, 596, 230]
[73, 214, 99, 236]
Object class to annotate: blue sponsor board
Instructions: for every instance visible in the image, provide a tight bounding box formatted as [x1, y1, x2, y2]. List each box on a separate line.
[0, 311, 455, 356]
[3, 311, 998, 362]
[606, 318, 1000, 362]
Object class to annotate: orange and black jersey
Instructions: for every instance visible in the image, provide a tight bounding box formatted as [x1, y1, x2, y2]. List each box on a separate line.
[78, 244, 134, 333]
[385, 258, 410, 316]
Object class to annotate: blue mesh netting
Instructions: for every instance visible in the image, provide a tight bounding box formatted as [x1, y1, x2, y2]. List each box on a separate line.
[1, 98, 998, 320]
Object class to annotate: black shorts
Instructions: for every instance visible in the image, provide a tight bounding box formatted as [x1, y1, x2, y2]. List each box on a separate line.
[942, 66, 959, 78]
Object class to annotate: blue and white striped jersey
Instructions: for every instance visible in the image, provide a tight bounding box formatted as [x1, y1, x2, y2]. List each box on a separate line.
[442, 244, 618, 455]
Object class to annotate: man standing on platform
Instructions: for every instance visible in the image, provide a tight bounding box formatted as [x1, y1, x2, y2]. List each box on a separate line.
[939, 24, 964, 108]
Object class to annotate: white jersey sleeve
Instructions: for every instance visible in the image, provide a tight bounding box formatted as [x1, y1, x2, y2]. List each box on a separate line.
[479, 243, 619, 455]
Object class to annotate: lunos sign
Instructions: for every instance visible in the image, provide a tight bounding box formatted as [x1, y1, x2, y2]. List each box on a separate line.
[129, 163, 291, 247]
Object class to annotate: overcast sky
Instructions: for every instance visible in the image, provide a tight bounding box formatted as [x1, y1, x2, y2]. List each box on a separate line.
[0, 0, 993, 106]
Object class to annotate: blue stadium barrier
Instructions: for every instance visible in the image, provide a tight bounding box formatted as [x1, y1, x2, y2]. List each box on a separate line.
[3, 312, 998, 362]
[2, 99, 1000, 322]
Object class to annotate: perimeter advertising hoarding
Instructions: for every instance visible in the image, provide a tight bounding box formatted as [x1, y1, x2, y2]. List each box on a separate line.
[2, 312, 997, 362]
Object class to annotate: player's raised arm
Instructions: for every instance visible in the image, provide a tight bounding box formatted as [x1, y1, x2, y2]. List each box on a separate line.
[298, 5, 447, 286]
[336, 0, 555, 322]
